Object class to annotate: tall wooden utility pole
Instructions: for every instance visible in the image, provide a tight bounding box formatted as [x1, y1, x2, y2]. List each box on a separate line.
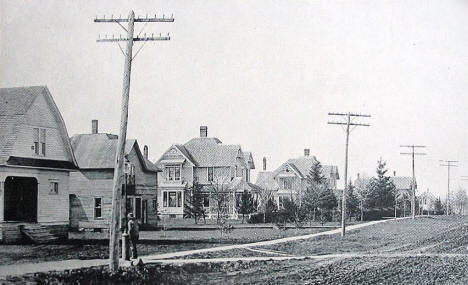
[440, 160, 458, 216]
[400, 145, 426, 219]
[328, 112, 370, 237]
[94, 10, 174, 271]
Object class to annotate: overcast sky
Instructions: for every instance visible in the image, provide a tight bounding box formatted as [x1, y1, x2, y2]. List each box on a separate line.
[1, 0, 468, 198]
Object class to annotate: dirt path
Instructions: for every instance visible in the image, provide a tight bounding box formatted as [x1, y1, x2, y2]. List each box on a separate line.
[145, 252, 468, 265]
[142, 218, 406, 262]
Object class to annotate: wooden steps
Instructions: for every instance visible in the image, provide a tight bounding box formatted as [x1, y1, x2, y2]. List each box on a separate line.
[20, 224, 59, 244]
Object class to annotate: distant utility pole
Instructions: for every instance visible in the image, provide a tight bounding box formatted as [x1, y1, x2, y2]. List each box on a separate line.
[328, 112, 370, 237]
[439, 160, 458, 216]
[400, 145, 426, 219]
[94, 10, 174, 272]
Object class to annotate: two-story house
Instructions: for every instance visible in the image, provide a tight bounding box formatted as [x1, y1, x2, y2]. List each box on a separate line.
[0, 86, 77, 243]
[156, 126, 256, 219]
[69, 120, 160, 230]
[272, 149, 339, 208]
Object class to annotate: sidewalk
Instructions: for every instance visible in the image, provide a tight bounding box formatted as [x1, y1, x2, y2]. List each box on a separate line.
[0, 217, 407, 278]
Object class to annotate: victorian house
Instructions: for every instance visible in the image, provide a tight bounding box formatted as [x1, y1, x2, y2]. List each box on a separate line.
[69, 120, 160, 229]
[0, 86, 77, 243]
[271, 149, 339, 208]
[155, 126, 257, 219]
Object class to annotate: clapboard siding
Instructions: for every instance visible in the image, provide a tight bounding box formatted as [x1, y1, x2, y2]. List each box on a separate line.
[69, 146, 158, 228]
[69, 170, 113, 227]
[0, 167, 70, 224]
[11, 93, 69, 161]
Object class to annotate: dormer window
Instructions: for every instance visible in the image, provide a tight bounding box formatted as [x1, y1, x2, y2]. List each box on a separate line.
[33, 128, 46, 156]
[166, 165, 181, 181]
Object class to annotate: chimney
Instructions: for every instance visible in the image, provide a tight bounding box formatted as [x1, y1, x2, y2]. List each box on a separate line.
[263, 157, 267, 171]
[304, 148, 310, 157]
[91, 120, 98, 134]
[143, 145, 148, 160]
[393, 171, 396, 177]
[200, 126, 208, 137]
[357, 173, 360, 180]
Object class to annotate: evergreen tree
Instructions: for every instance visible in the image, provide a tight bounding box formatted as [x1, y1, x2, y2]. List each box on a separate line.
[303, 160, 327, 221]
[346, 180, 360, 221]
[317, 187, 338, 223]
[433, 197, 444, 215]
[367, 158, 396, 218]
[238, 189, 255, 223]
[184, 182, 206, 224]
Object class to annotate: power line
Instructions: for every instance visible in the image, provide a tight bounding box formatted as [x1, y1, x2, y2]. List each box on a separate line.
[439, 160, 458, 216]
[95, 10, 173, 272]
[328, 112, 371, 237]
[400, 145, 426, 219]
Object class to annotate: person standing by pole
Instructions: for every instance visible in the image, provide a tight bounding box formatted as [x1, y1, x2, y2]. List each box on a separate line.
[127, 213, 139, 259]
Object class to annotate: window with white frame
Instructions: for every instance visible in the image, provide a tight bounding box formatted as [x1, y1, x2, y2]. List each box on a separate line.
[163, 191, 183, 208]
[280, 178, 293, 190]
[49, 180, 59, 194]
[33, 128, 46, 156]
[166, 165, 181, 181]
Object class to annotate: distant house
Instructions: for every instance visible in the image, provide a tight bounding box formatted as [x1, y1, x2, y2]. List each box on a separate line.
[418, 189, 436, 214]
[390, 173, 414, 208]
[0, 86, 77, 243]
[155, 126, 256, 219]
[69, 120, 160, 229]
[255, 157, 280, 207]
[271, 149, 339, 208]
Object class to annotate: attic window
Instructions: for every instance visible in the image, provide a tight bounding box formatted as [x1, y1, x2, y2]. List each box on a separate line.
[33, 128, 46, 156]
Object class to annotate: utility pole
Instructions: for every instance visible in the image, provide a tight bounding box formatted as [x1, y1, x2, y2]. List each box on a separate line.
[94, 10, 173, 272]
[328, 112, 370, 237]
[439, 160, 458, 216]
[400, 145, 426, 219]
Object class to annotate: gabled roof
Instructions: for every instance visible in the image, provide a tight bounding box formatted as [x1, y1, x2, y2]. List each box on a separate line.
[272, 155, 340, 181]
[0, 86, 77, 167]
[70, 133, 159, 172]
[255, 171, 280, 191]
[243, 151, 255, 170]
[390, 176, 414, 190]
[183, 137, 246, 167]
[227, 177, 262, 193]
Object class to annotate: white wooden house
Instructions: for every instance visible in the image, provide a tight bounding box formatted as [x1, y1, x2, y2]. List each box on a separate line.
[0, 86, 77, 243]
[155, 126, 257, 219]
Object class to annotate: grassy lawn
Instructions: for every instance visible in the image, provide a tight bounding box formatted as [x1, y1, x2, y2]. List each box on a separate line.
[0, 227, 327, 266]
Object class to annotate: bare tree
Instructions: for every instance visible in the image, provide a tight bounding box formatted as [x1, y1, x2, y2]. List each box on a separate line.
[454, 187, 467, 215]
[208, 176, 231, 224]
[355, 173, 371, 221]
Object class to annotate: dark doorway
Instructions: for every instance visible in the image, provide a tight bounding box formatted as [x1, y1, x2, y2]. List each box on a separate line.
[4, 176, 38, 222]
